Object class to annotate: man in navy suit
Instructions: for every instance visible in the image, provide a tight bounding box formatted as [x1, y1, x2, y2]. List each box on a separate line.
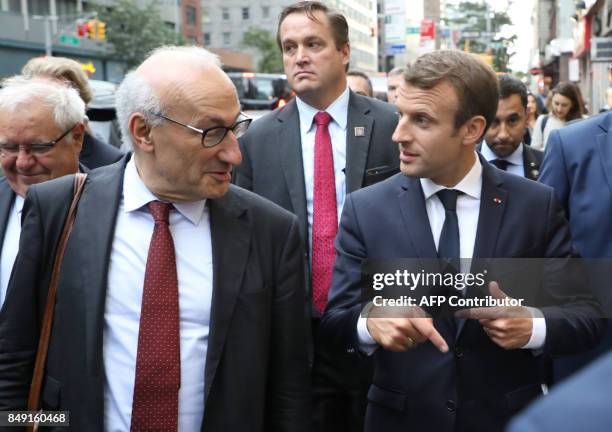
[539, 110, 612, 381]
[319, 50, 603, 432]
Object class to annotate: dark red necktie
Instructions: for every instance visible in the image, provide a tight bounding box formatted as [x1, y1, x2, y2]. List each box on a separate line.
[312, 111, 337, 314]
[131, 201, 180, 431]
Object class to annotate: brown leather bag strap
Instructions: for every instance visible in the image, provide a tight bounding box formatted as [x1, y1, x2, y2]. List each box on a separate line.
[26, 173, 88, 414]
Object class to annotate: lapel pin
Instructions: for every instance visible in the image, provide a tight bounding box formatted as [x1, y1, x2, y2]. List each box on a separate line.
[532, 170, 540, 178]
[530, 162, 536, 167]
[493, 197, 502, 205]
[354, 127, 365, 137]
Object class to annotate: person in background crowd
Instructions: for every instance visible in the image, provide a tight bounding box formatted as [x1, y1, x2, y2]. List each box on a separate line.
[526, 92, 541, 133]
[0, 46, 310, 431]
[234, 2, 399, 431]
[347, 70, 373, 98]
[0, 76, 86, 309]
[480, 75, 543, 181]
[531, 81, 586, 150]
[22, 56, 124, 169]
[386, 66, 405, 104]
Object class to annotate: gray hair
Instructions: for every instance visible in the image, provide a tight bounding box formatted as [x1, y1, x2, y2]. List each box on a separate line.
[0, 75, 85, 138]
[388, 66, 406, 77]
[115, 45, 221, 151]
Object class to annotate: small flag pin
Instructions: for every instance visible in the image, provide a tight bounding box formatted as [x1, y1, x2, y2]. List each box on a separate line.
[354, 127, 365, 137]
[493, 197, 502, 204]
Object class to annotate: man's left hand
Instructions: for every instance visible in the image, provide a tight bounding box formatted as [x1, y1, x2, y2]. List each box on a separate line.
[455, 281, 533, 350]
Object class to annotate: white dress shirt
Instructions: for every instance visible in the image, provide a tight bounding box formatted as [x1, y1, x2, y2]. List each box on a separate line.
[296, 86, 349, 251]
[481, 141, 525, 177]
[0, 195, 23, 308]
[357, 155, 546, 351]
[104, 158, 213, 431]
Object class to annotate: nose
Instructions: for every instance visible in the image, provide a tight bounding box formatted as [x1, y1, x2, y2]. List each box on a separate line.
[219, 131, 243, 167]
[15, 148, 36, 171]
[392, 116, 412, 145]
[497, 122, 510, 140]
[296, 45, 308, 65]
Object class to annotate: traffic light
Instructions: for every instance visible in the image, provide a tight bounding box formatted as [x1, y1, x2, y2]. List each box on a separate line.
[86, 20, 97, 39]
[97, 21, 106, 40]
[77, 22, 87, 37]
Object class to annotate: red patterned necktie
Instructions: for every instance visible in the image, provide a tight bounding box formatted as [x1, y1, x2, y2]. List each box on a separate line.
[312, 111, 337, 314]
[131, 201, 180, 432]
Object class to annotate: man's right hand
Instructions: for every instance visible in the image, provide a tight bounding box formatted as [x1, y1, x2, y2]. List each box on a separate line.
[366, 306, 449, 353]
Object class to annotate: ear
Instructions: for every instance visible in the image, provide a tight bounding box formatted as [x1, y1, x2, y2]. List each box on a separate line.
[341, 42, 351, 68]
[460, 115, 487, 147]
[128, 112, 154, 153]
[70, 122, 85, 153]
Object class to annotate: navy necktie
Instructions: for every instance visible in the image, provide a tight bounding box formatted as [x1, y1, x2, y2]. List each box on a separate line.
[491, 159, 510, 171]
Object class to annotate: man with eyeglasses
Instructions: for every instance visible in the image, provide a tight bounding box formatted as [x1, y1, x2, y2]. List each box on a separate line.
[0, 76, 86, 309]
[0, 46, 310, 431]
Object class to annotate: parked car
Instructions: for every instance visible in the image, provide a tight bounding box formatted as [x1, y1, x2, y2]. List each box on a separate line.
[228, 72, 293, 111]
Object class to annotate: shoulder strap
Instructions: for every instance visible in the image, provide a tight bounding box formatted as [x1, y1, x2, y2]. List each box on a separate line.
[26, 173, 88, 416]
[540, 114, 549, 134]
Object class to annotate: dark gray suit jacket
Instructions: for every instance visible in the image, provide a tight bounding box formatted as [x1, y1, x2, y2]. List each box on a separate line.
[0, 178, 15, 254]
[234, 92, 399, 307]
[0, 156, 310, 432]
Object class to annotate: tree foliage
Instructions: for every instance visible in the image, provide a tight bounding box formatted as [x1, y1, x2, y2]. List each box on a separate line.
[93, 0, 183, 71]
[241, 27, 283, 73]
[445, 1, 515, 72]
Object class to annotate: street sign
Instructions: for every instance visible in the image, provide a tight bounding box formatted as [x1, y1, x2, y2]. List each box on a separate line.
[461, 31, 481, 39]
[59, 34, 81, 47]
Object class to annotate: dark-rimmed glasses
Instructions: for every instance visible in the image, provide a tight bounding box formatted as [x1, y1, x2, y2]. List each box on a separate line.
[153, 112, 252, 148]
[0, 123, 78, 157]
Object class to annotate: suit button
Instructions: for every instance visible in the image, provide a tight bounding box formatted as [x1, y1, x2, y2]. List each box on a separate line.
[446, 400, 456, 412]
[454, 346, 464, 358]
[347, 347, 355, 354]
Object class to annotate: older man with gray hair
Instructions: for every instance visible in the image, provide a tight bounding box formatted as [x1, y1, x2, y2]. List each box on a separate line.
[0, 46, 309, 431]
[0, 76, 86, 308]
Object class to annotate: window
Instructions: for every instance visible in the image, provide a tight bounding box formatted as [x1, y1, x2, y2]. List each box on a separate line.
[262, 6, 270, 19]
[185, 5, 196, 26]
[203, 32, 211, 46]
[222, 7, 229, 21]
[242, 7, 249, 20]
[222, 32, 231, 46]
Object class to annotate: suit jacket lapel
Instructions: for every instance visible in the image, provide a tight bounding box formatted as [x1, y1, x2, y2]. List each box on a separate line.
[0, 179, 15, 248]
[473, 158, 508, 258]
[522, 144, 541, 181]
[278, 102, 308, 242]
[397, 176, 437, 258]
[75, 156, 128, 374]
[204, 188, 251, 403]
[598, 115, 612, 199]
[345, 92, 374, 193]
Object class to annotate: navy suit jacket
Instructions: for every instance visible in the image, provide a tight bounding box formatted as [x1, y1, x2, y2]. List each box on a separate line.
[507, 350, 612, 432]
[539, 111, 612, 259]
[320, 157, 603, 432]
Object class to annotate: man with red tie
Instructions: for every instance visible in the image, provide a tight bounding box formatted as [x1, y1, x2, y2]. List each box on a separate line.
[234, 2, 398, 431]
[0, 46, 309, 431]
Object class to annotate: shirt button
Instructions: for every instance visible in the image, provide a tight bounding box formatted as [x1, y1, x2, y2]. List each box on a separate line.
[454, 346, 464, 358]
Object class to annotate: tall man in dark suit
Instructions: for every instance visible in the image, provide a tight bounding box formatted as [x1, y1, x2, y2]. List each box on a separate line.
[480, 74, 543, 181]
[320, 50, 603, 432]
[539, 110, 612, 381]
[0, 76, 86, 309]
[233, 2, 398, 431]
[0, 46, 309, 431]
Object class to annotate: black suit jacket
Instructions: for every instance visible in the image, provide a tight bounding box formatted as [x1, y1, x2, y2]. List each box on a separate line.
[0, 156, 310, 432]
[477, 143, 543, 181]
[319, 158, 604, 432]
[234, 92, 399, 305]
[0, 178, 15, 253]
[79, 132, 124, 170]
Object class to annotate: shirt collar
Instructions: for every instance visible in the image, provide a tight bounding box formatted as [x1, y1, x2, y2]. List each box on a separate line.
[481, 140, 524, 166]
[295, 86, 350, 133]
[420, 153, 483, 201]
[123, 157, 207, 226]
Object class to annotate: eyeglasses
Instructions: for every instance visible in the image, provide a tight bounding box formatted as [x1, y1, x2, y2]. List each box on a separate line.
[153, 112, 252, 148]
[0, 124, 77, 157]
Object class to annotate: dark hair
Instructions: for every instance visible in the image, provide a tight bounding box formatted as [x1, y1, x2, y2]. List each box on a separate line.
[498, 74, 527, 109]
[347, 70, 373, 96]
[551, 81, 586, 121]
[404, 50, 499, 133]
[276, 1, 349, 51]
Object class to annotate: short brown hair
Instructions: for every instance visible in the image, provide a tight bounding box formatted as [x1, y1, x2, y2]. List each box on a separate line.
[404, 50, 499, 134]
[276, 1, 349, 51]
[22, 56, 93, 105]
